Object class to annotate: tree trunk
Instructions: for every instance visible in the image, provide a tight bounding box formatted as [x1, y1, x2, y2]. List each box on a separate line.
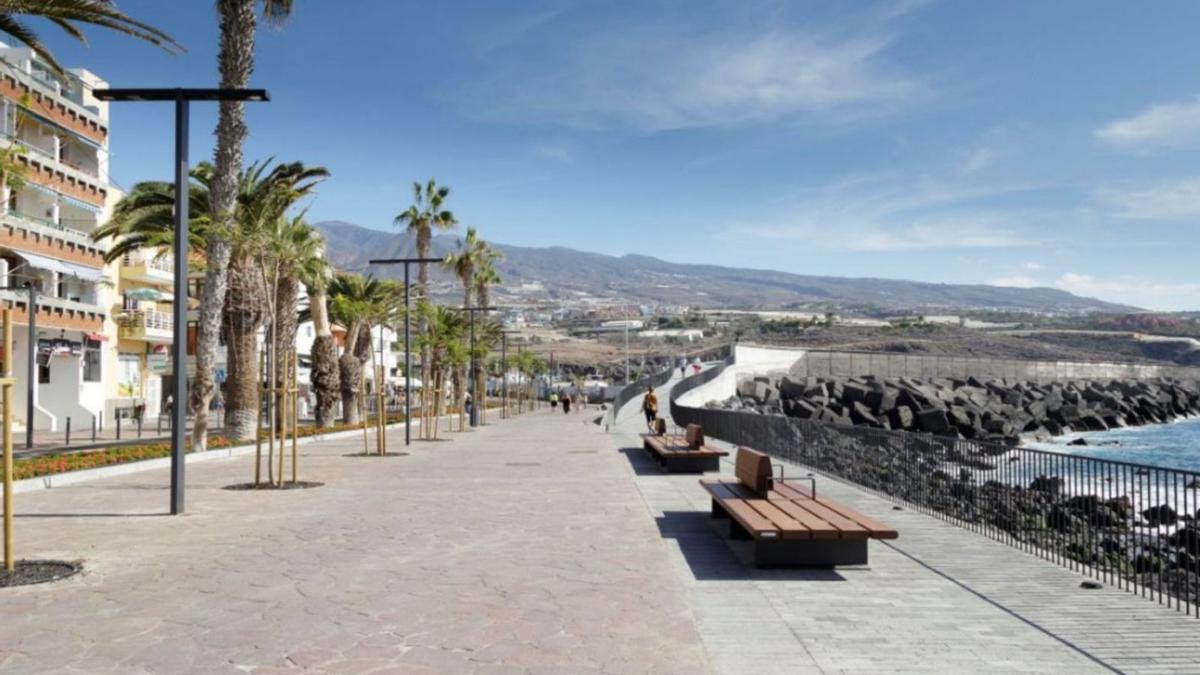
[222, 308, 260, 440]
[308, 287, 339, 428]
[194, 0, 257, 452]
[273, 273, 300, 429]
[221, 255, 265, 440]
[340, 322, 362, 425]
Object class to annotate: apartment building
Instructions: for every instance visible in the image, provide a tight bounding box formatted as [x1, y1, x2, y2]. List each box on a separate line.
[0, 42, 121, 432]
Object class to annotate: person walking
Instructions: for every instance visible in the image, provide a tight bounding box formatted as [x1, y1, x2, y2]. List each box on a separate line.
[562, 391, 571, 414]
[642, 384, 658, 433]
[550, 390, 559, 409]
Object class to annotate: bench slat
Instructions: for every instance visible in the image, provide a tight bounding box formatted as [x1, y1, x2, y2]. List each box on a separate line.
[768, 500, 843, 539]
[810, 500, 899, 539]
[701, 481, 742, 501]
[722, 499, 780, 537]
[772, 480, 897, 539]
[778, 500, 870, 540]
[744, 500, 812, 539]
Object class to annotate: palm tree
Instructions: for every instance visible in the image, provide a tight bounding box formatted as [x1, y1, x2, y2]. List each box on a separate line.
[222, 160, 328, 440]
[92, 163, 216, 261]
[194, 0, 297, 453]
[393, 180, 456, 435]
[327, 274, 396, 425]
[416, 304, 464, 439]
[443, 227, 486, 424]
[0, 0, 181, 74]
[472, 245, 502, 421]
[295, 231, 339, 429]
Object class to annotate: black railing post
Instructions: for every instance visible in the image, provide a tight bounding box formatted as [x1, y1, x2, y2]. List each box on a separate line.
[116, 412, 121, 440]
[91, 414, 96, 442]
[65, 416, 71, 445]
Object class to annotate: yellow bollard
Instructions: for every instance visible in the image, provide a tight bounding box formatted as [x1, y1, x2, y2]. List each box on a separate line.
[291, 351, 298, 484]
[3, 309, 15, 573]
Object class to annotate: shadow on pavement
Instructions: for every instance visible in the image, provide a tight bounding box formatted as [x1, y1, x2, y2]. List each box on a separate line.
[617, 446, 668, 476]
[656, 510, 847, 582]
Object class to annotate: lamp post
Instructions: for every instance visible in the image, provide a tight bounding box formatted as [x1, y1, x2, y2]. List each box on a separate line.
[456, 306, 493, 428]
[499, 329, 520, 419]
[365, 257, 441, 445]
[0, 284, 35, 448]
[93, 88, 269, 515]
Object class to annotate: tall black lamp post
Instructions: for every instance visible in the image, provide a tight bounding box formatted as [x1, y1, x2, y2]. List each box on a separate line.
[456, 306, 493, 428]
[92, 88, 269, 515]
[365, 257, 441, 446]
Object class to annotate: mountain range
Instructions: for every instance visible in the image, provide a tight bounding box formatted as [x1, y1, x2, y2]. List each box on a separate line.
[313, 221, 1134, 314]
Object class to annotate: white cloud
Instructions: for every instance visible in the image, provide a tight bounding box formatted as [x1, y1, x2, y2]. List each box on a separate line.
[1095, 96, 1200, 151]
[1052, 273, 1200, 310]
[990, 272, 1200, 311]
[960, 146, 997, 172]
[530, 140, 575, 162]
[989, 274, 1041, 288]
[1020, 261, 1044, 271]
[460, 23, 918, 131]
[1094, 177, 1200, 220]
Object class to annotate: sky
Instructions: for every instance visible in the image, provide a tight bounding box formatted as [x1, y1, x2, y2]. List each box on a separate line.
[28, 0, 1200, 310]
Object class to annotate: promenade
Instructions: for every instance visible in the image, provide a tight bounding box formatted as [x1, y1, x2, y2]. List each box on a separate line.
[1, 387, 1197, 673]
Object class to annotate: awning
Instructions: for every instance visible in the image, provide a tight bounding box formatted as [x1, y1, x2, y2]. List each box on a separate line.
[85, 332, 108, 342]
[23, 182, 103, 214]
[11, 250, 103, 281]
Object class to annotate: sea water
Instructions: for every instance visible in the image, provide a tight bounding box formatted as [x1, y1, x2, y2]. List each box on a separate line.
[1026, 417, 1200, 473]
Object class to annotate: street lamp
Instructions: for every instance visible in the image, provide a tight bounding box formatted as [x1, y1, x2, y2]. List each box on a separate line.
[365, 257, 441, 445]
[93, 87, 269, 515]
[455, 306, 493, 428]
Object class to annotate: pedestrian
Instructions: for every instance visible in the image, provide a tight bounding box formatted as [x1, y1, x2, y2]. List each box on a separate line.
[550, 390, 559, 409]
[680, 365, 686, 377]
[164, 394, 173, 418]
[562, 391, 571, 414]
[642, 384, 658, 433]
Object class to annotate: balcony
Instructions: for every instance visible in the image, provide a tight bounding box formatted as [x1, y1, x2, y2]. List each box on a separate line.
[118, 309, 174, 344]
[0, 210, 106, 267]
[0, 132, 101, 185]
[0, 288, 104, 331]
[121, 250, 173, 285]
[0, 61, 107, 143]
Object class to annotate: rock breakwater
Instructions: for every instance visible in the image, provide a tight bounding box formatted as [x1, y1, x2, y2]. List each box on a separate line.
[709, 374, 1200, 446]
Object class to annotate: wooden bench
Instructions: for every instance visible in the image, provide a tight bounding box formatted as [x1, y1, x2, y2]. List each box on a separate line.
[700, 447, 897, 567]
[641, 424, 728, 473]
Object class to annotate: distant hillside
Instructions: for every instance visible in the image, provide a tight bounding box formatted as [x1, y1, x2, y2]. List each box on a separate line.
[313, 221, 1136, 314]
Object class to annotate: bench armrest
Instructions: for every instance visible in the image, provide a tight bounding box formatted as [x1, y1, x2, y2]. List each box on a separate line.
[776, 476, 816, 499]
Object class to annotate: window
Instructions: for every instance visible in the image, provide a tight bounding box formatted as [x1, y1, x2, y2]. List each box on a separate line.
[83, 338, 101, 382]
[38, 362, 49, 384]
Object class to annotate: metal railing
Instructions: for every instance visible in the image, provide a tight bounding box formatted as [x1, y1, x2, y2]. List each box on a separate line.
[117, 309, 173, 331]
[670, 358, 1200, 618]
[121, 250, 174, 273]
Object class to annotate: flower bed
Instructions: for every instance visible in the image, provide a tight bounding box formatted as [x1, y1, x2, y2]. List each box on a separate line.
[2, 415, 408, 481]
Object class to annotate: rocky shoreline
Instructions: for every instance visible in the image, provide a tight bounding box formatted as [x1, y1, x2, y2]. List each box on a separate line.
[710, 373, 1200, 447]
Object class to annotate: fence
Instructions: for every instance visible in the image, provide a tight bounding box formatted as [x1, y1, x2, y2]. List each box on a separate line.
[792, 349, 1200, 384]
[671, 358, 1200, 618]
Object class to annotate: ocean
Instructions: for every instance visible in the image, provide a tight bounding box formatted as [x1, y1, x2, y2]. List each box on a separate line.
[1027, 417, 1200, 473]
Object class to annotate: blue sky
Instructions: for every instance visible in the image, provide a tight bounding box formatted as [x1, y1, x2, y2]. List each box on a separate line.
[34, 0, 1200, 310]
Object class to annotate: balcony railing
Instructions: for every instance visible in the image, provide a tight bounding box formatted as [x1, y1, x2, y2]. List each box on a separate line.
[121, 250, 174, 274]
[1, 60, 104, 127]
[0, 288, 103, 315]
[118, 309, 173, 332]
[0, 209, 105, 255]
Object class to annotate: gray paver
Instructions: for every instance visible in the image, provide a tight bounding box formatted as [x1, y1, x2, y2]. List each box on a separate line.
[0, 409, 709, 674]
[616, 373, 1199, 675]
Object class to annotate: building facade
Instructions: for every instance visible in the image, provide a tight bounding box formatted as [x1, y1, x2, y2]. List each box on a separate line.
[0, 43, 119, 432]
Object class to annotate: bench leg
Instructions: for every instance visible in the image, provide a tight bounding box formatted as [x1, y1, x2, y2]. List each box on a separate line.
[729, 518, 752, 541]
[662, 454, 720, 474]
[753, 538, 869, 567]
[711, 498, 729, 519]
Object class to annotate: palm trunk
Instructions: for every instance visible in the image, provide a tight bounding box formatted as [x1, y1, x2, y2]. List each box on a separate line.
[222, 257, 265, 440]
[340, 322, 363, 425]
[308, 287, 339, 428]
[273, 274, 300, 429]
[195, 0, 257, 452]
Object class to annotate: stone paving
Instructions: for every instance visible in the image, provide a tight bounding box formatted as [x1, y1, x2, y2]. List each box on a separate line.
[5, 379, 1199, 674]
[616, 375, 1200, 675]
[0, 409, 708, 673]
